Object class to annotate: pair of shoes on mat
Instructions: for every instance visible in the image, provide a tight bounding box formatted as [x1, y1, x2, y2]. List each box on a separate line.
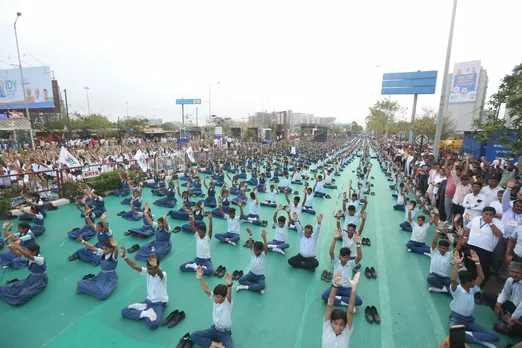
[362, 238, 371, 246]
[176, 333, 193, 348]
[162, 309, 186, 328]
[172, 226, 182, 233]
[232, 270, 243, 280]
[127, 244, 140, 253]
[68, 253, 79, 261]
[365, 306, 381, 324]
[321, 270, 333, 282]
[364, 267, 377, 279]
[213, 265, 226, 278]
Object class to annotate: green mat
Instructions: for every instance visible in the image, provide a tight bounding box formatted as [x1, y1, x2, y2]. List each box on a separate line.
[0, 157, 512, 348]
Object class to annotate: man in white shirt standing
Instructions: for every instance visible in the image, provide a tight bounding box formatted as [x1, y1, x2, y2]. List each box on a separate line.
[288, 214, 323, 270]
[190, 265, 234, 348]
[120, 250, 168, 330]
[481, 175, 502, 207]
[462, 182, 486, 223]
[464, 207, 504, 287]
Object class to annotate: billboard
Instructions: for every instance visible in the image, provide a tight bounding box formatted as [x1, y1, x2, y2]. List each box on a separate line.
[0, 66, 55, 110]
[449, 60, 481, 103]
[381, 71, 438, 95]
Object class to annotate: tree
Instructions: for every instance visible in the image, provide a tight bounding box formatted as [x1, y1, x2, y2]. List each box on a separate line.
[365, 99, 405, 135]
[473, 63, 522, 155]
[412, 107, 456, 141]
[119, 116, 148, 135]
[75, 114, 114, 138]
[162, 122, 180, 131]
[351, 121, 364, 133]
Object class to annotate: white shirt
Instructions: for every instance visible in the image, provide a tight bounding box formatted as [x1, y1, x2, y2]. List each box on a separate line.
[248, 198, 260, 216]
[481, 186, 502, 206]
[304, 194, 314, 207]
[410, 222, 429, 243]
[266, 190, 277, 203]
[250, 250, 266, 275]
[210, 292, 233, 330]
[466, 217, 504, 252]
[291, 204, 303, 219]
[430, 248, 451, 277]
[343, 212, 360, 231]
[404, 208, 418, 223]
[274, 224, 288, 242]
[322, 320, 352, 348]
[450, 285, 480, 317]
[462, 193, 487, 221]
[196, 234, 211, 259]
[315, 181, 325, 193]
[490, 200, 503, 218]
[341, 232, 356, 257]
[226, 215, 240, 235]
[498, 277, 522, 319]
[511, 226, 522, 257]
[332, 258, 356, 288]
[141, 268, 168, 303]
[296, 221, 320, 258]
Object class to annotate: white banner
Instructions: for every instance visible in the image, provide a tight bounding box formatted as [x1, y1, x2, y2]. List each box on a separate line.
[58, 146, 81, 167]
[133, 149, 147, 172]
[449, 60, 481, 103]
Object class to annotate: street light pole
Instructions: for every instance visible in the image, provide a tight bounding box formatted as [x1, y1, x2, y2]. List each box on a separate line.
[433, 0, 458, 160]
[125, 101, 128, 117]
[84, 87, 91, 115]
[208, 82, 220, 125]
[14, 12, 34, 149]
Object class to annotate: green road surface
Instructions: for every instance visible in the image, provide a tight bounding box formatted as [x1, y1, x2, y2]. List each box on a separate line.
[0, 156, 513, 347]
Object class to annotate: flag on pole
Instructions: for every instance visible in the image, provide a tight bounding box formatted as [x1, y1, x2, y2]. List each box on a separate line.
[186, 146, 195, 163]
[134, 149, 148, 172]
[58, 146, 81, 167]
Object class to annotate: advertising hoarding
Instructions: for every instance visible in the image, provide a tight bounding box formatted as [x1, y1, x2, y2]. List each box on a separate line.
[449, 60, 481, 103]
[0, 66, 55, 110]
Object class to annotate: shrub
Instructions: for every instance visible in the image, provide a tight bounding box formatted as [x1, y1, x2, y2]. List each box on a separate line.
[63, 181, 84, 200]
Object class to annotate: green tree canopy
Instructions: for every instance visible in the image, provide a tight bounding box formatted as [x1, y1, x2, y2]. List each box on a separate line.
[473, 62, 522, 156]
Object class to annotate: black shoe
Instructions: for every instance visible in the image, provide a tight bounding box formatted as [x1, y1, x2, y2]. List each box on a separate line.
[172, 226, 181, 233]
[243, 240, 250, 247]
[162, 310, 179, 326]
[371, 306, 381, 324]
[361, 238, 367, 246]
[365, 306, 374, 323]
[320, 270, 327, 280]
[176, 333, 192, 348]
[366, 238, 371, 246]
[325, 271, 333, 282]
[127, 244, 140, 253]
[217, 266, 226, 278]
[213, 265, 223, 277]
[364, 267, 372, 279]
[234, 270, 243, 280]
[168, 310, 186, 328]
[68, 253, 79, 261]
[370, 267, 377, 279]
[232, 270, 239, 279]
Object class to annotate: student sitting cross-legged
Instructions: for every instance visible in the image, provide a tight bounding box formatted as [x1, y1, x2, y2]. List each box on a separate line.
[336, 211, 366, 272]
[267, 205, 291, 254]
[120, 249, 168, 330]
[179, 210, 214, 276]
[236, 228, 268, 294]
[190, 266, 234, 348]
[321, 229, 363, 308]
[427, 221, 459, 294]
[405, 205, 438, 256]
[214, 199, 244, 247]
[287, 214, 323, 270]
[449, 249, 500, 346]
[322, 271, 361, 348]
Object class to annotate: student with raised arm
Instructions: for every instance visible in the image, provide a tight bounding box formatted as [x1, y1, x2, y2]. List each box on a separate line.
[135, 214, 171, 261]
[288, 214, 323, 270]
[336, 211, 367, 271]
[449, 249, 499, 346]
[267, 205, 291, 254]
[236, 228, 268, 294]
[215, 200, 244, 247]
[190, 266, 234, 348]
[427, 221, 460, 293]
[179, 210, 214, 276]
[405, 205, 439, 255]
[321, 229, 363, 307]
[322, 271, 361, 348]
[120, 248, 168, 330]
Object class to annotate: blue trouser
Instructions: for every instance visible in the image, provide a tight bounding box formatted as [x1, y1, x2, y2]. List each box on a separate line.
[449, 311, 499, 343]
[407, 240, 430, 254]
[121, 299, 166, 330]
[321, 286, 363, 306]
[267, 239, 289, 250]
[239, 271, 265, 291]
[314, 192, 325, 197]
[191, 325, 233, 348]
[427, 272, 451, 290]
[179, 257, 214, 276]
[242, 214, 261, 225]
[215, 232, 240, 243]
[394, 204, 405, 211]
[400, 221, 412, 232]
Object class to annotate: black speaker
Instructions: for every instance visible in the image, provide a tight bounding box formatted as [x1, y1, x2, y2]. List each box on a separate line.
[264, 129, 272, 140]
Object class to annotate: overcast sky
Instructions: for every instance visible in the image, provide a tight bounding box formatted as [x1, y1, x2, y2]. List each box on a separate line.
[1, 0, 521, 126]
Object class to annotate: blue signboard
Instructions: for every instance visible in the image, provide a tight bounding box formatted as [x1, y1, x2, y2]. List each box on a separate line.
[381, 71, 438, 95]
[176, 99, 201, 105]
